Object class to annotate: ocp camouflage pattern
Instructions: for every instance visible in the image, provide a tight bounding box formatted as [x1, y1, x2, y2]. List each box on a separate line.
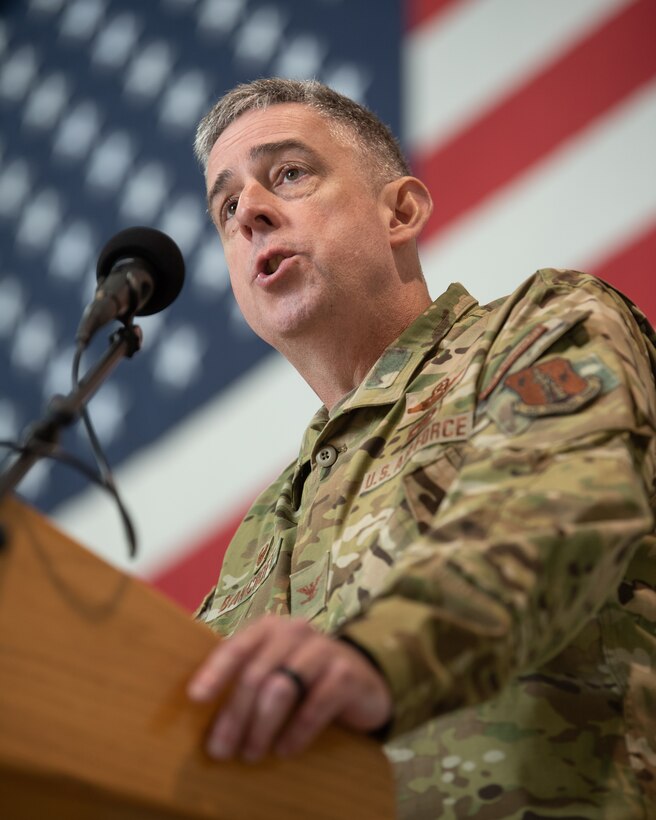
[197, 269, 656, 818]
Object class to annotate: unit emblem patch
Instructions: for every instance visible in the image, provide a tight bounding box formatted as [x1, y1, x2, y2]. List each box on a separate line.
[504, 357, 601, 416]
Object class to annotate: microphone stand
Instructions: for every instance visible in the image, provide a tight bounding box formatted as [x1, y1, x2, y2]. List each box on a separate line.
[0, 323, 142, 501]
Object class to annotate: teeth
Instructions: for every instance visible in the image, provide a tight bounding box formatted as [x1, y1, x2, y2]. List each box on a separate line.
[267, 255, 284, 274]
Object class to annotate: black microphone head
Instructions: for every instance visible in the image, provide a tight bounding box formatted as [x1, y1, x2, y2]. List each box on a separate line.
[96, 226, 185, 316]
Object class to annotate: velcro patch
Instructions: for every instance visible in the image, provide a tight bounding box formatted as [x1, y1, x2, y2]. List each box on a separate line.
[209, 537, 282, 617]
[504, 356, 601, 416]
[399, 368, 467, 429]
[361, 411, 472, 493]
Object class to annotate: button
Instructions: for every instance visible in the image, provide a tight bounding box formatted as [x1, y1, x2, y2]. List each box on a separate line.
[316, 445, 338, 468]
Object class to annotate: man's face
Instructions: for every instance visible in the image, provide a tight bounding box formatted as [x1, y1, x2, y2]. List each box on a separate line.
[205, 103, 395, 349]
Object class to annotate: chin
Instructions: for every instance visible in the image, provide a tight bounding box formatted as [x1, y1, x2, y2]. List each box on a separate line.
[252, 303, 319, 345]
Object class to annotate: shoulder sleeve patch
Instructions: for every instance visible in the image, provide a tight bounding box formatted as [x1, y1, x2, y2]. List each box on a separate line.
[485, 354, 620, 436]
[505, 356, 601, 417]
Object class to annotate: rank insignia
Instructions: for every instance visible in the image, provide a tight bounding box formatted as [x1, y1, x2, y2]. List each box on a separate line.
[504, 356, 601, 416]
[291, 552, 329, 619]
[407, 375, 454, 414]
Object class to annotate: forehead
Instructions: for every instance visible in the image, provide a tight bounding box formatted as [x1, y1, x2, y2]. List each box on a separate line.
[205, 103, 354, 188]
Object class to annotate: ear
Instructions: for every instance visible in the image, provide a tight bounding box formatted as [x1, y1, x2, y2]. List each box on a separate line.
[383, 176, 433, 249]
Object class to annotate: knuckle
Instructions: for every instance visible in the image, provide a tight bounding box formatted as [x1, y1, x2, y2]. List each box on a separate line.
[241, 664, 268, 691]
[262, 675, 296, 707]
[223, 639, 250, 662]
[266, 670, 291, 694]
[332, 657, 356, 686]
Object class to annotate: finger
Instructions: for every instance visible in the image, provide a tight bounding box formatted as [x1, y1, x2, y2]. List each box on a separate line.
[205, 653, 288, 759]
[260, 639, 354, 758]
[204, 619, 314, 759]
[274, 663, 351, 758]
[232, 629, 329, 761]
[239, 669, 304, 762]
[187, 626, 268, 701]
[274, 647, 392, 757]
[188, 614, 299, 701]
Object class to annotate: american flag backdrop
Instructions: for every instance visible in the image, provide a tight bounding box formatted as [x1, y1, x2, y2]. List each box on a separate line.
[1, 0, 654, 612]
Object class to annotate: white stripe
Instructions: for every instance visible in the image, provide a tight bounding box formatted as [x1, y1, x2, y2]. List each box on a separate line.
[405, 0, 633, 154]
[419, 80, 656, 305]
[53, 352, 319, 576]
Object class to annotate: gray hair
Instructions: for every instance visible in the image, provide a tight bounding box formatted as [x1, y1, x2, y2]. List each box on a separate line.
[194, 78, 410, 185]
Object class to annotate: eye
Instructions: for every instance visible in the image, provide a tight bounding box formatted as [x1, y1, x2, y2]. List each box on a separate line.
[222, 196, 238, 222]
[280, 166, 306, 184]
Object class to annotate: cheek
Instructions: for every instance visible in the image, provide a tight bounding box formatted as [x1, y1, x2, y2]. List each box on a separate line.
[225, 257, 250, 307]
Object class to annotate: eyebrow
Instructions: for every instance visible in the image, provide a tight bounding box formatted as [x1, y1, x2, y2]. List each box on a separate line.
[206, 139, 322, 211]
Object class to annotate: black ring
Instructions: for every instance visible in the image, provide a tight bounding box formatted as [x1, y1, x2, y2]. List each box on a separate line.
[274, 665, 308, 701]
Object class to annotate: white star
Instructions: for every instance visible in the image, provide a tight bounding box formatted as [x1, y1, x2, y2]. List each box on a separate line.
[86, 131, 135, 192]
[322, 63, 371, 103]
[11, 309, 58, 374]
[53, 101, 102, 162]
[124, 40, 174, 99]
[274, 33, 327, 80]
[159, 195, 205, 256]
[0, 45, 38, 101]
[60, 0, 106, 41]
[119, 161, 169, 222]
[159, 70, 209, 131]
[23, 72, 70, 130]
[84, 381, 130, 446]
[16, 189, 63, 251]
[0, 159, 32, 218]
[234, 6, 286, 64]
[92, 11, 141, 69]
[197, 0, 246, 37]
[152, 324, 205, 390]
[49, 220, 96, 282]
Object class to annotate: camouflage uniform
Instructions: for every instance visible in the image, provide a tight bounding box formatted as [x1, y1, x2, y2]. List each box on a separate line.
[197, 269, 656, 819]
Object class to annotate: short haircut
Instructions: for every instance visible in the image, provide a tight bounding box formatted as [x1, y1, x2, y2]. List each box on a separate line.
[194, 78, 410, 185]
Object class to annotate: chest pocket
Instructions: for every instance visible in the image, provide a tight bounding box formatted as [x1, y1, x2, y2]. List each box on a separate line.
[403, 445, 465, 533]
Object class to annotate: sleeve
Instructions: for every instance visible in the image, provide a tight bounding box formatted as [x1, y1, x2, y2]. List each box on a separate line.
[338, 270, 656, 738]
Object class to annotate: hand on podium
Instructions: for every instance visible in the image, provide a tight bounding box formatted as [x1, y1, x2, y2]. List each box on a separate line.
[187, 614, 393, 763]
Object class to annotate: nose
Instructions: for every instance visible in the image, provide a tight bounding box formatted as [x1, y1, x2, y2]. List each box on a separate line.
[235, 181, 279, 239]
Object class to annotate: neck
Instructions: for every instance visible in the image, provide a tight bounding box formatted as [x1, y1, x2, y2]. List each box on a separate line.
[277, 283, 432, 411]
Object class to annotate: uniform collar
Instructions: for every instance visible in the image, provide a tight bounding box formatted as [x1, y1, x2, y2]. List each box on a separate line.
[295, 283, 477, 468]
[337, 282, 477, 414]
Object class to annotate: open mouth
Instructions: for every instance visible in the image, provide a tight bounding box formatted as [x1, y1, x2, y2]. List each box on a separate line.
[265, 254, 285, 275]
[258, 251, 296, 279]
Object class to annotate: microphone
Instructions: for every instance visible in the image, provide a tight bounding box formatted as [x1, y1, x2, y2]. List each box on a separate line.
[76, 226, 185, 346]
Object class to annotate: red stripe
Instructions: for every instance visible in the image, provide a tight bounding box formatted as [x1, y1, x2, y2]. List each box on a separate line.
[590, 221, 656, 325]
[406, 0, 466, 30]
[149, 506, 248, 612]
[414, 0, 656, 243]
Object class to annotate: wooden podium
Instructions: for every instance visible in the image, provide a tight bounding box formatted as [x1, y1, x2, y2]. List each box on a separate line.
[0, 497, 395, 819]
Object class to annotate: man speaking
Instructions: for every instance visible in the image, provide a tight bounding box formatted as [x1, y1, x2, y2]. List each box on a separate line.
[187, 78, 656, 818]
